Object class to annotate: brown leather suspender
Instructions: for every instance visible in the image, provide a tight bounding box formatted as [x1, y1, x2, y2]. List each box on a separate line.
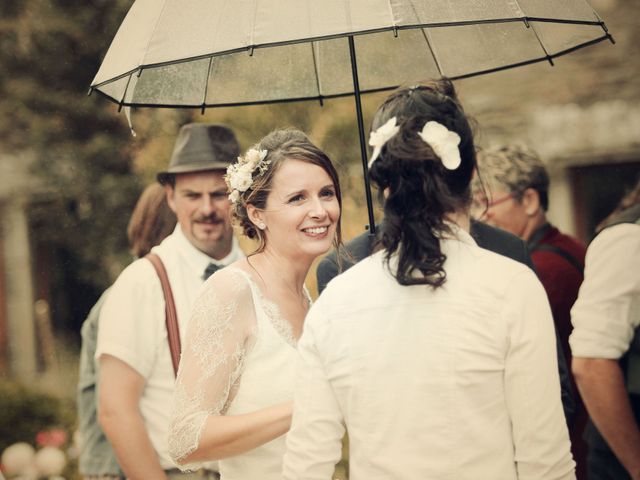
[145, 253, 181, 377]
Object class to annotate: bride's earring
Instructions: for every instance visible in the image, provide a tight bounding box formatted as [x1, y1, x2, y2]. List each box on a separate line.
[258, 222, 266, 230]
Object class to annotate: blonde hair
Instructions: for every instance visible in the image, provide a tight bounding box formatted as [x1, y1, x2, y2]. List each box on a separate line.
[475, 145, 550, 210]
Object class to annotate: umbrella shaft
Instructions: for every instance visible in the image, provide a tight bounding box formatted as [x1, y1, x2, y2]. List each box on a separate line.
[348, 35, 377, 236]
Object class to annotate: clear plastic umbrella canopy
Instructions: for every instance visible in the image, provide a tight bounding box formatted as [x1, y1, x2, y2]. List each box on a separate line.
[90, 0, 612, 232]
[91, 0, 612, 109]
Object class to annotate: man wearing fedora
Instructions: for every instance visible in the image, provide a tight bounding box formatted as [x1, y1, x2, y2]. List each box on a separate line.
[96, 123, 244, 479]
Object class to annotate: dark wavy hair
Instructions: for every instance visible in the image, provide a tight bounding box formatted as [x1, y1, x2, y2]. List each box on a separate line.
[232, 128, 344, 256]
[596, 177, 640, 232]
[369, 78, 476, 287]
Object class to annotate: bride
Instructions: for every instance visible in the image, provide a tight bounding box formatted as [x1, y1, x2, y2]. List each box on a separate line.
[167, 128, 342, 479]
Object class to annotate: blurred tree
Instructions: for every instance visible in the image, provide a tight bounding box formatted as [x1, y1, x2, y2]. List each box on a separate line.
[0, 0, 145, 333]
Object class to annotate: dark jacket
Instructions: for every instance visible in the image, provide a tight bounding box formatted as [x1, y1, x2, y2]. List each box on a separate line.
[316, 220, 576, 424]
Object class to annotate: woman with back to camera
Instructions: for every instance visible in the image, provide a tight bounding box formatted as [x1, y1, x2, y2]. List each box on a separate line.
[283, 79, 576, 479]
[167, 129, 342, 480]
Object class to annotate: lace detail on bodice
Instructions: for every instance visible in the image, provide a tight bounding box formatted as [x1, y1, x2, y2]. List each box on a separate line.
[244, 271, 314, 349]
[168, 269, 258, 469]
[167, 267, 310, 470]
[259, 296, 297, 347]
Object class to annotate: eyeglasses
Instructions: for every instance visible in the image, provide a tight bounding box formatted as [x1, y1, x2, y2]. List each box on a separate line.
[471, 191, 519, 219]
[486, 191, 518, 207]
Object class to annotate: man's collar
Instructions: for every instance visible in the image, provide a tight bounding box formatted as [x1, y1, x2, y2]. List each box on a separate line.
[172, 225, 242, 275]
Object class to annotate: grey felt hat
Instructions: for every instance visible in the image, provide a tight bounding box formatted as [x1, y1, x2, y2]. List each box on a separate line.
[157, 123, 241, 184]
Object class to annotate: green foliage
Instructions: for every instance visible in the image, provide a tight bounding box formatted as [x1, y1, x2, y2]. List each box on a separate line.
[0, 378, 75, 453]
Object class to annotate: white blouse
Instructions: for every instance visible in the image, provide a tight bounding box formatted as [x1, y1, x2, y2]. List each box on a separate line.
[283, 228, 575, 480]
[168, 267, 299, 479]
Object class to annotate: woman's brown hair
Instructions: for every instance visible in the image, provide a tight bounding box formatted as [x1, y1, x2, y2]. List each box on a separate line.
[127, 183, 177, 258]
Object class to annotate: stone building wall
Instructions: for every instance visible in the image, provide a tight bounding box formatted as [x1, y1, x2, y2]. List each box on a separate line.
[458, 0, 640, 241]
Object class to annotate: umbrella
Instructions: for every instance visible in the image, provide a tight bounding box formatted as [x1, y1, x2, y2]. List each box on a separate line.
[90, 0, 613, 234]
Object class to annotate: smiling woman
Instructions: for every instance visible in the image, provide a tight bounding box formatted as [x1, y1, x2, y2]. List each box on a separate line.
[167, 129, 343, 480]
[229, 129, 343, 257]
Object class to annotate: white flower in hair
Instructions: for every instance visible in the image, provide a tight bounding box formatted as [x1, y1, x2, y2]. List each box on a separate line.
[244, 148, 268, 170]
[368, 116, 400, 168]
[418, 121, 461, 170]
[229, 169, 253, 192]
[228, 189, 240, 204]
[225, 147, 271, 203]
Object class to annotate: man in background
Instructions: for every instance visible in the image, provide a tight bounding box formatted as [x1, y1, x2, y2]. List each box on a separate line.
[96, 123, 244, 480]
[571, 180, 640, 480]
[473, 145, 587, 478]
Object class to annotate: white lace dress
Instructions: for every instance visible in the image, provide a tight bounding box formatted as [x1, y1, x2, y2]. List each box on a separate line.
[168, 267, 302, 480]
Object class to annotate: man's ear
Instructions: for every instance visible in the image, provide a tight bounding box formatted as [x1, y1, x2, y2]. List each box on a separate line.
[521, 187, 541, 216]
[246, 204, 265, 230]
[165, 185, 177, 213]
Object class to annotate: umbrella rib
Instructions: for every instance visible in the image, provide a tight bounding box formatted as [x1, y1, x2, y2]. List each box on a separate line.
[385, 0, 397, 30]
[249, 0, 259, 51]
[140, 0, 171, 70]
[527, 20, 554, 66]
[117, 73, 134, 112]
[406, 0, 445, 77]
[201, 57, 214, 113]
[510, 0, 553, 65]
[310, 42, 323, 105]
[420, 28, 444, 77]
[449, 35, 611, 80]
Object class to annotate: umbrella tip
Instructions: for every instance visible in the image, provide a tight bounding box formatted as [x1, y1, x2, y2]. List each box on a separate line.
[87, 87, 93, 97]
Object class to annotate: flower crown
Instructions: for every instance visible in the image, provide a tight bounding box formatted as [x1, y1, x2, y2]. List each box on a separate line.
[368, 117, 461, 170]
[225, 148, 270, 204]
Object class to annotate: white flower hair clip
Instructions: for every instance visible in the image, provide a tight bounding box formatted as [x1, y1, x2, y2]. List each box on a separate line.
[418, 121, 461, 170]
[225, 148, 270, 204]
[368, 116, 400, 168]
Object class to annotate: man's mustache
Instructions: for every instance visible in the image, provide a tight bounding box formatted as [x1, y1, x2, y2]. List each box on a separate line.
[194, 214, 224, 224]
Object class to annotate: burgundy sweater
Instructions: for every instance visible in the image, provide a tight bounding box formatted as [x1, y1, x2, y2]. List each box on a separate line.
[528, 223, 586, 363]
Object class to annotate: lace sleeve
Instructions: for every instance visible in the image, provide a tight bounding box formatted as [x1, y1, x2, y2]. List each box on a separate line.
[168, 268, 257, 469]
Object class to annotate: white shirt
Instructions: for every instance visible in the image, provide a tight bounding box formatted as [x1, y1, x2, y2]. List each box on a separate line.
[569, 223, 640, 359]
[96, 225, 243, 469]
[283, 228, 575, 480]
